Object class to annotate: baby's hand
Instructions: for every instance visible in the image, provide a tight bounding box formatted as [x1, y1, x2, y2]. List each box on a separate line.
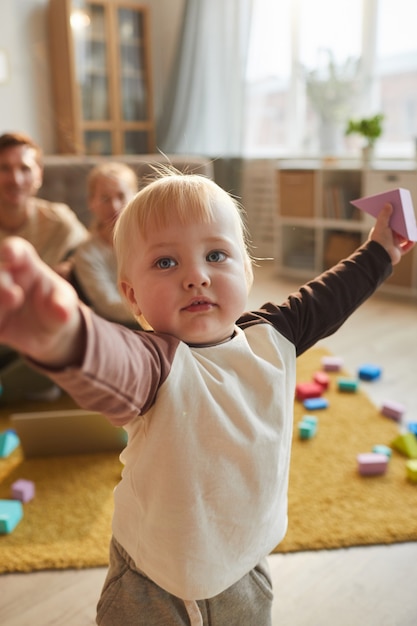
[0, 237, 84, 368]
[370, 203, 415, 265]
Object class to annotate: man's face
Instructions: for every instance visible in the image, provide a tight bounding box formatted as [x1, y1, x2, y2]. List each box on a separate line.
[0, 145, 43, 212]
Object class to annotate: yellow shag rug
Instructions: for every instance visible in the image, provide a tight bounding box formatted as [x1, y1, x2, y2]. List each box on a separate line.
[0, 347, 416, 574]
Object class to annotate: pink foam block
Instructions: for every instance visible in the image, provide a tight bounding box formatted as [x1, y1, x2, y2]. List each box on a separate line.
[350, 188, 417, 241]
[321, 356, 343, 372]
[11, 479, 35, 503]
[357, 452, 389, 476]
[381, 400, 406, 421]
[295, 381, 323, 401]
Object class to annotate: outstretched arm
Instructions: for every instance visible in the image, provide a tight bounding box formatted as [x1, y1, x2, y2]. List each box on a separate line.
[0, 237, 85, 369]
[370, 203, 415, 264]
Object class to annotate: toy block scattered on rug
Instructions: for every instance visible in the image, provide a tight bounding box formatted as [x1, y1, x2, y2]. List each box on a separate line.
[408, 422, 417, 437]
[11, 479, 35, 503]
[405, 460, 417, 483]
[350, 188, 417, 241]
[358, 364, 382, 381]
[313, 371, 330, 390]
[381, 400, 406, 422]
[321, 356, 343, 372]
[391, 433, 417, 459]
[337, 378, 359, 393]
[357, 452, 389, 476]
[0, 499, 23, 534]
[372, 444, 392, 458]
[298, 416, 318, 440]
[0, 429, 20, 458]
[303, 397, 329, 411]
[295, 381, 323, 401]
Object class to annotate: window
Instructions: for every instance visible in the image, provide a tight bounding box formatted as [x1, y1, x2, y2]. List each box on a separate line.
[244, 0, 417, 159]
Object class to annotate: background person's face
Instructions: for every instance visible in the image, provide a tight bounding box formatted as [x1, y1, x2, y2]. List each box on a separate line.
[0, 145, 42, 211]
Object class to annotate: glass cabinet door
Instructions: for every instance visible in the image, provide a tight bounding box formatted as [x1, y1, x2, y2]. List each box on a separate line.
[71, 1, 111, 122]
[117, 8, 149, 123]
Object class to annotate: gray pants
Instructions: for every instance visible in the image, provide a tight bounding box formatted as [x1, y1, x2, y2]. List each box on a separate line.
[96, 537, 273, 626]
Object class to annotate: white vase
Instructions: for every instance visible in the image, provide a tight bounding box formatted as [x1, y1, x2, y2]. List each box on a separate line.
[361, 144, 374, 166]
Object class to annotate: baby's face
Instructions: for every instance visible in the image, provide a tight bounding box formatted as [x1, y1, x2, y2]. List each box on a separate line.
[120, 203, 249, 345]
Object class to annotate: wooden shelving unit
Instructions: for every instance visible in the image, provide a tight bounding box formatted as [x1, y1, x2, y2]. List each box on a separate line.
[49, 0, 155, 155]
[275, 161, 417, 298]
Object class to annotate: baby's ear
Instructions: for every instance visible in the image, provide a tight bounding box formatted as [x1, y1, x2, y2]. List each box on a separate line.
[120, 281, 142, 317]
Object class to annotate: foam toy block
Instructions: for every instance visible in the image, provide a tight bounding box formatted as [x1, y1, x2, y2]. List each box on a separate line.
[408, 422, 417, 437]
[350, 188, 417, 241]
[295, 381, 323, 401]
[313, 371, 330, 390]
[298, 415, 318, 440]
[321, 356, 343, 372]
[337, 378, 359, 393]
[0, 429, 20, 458]
[405, 460, 417, 483]
[0, 499, 23, 534]
[381, 400, 406, 422]
[11, 479, 35, 503]
[391, 433, 417, 459]
[357, 452, 389, 476]
[372, 444, 392, 458]
[303, 397, 329, 411]
[358, 364, 382, 382]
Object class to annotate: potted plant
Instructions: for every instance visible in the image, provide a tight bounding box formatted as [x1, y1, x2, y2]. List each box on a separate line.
[345, 113, 384, 162]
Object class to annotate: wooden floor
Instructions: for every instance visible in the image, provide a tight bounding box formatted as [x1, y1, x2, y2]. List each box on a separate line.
[1, 261, 417, 626]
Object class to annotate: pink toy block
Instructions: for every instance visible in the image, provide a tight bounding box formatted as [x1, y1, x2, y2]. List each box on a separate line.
[321, 356, 343, 372]
[11, 479, 35, 503]
[357, 452, 389, 476]
[350, 188, 417, 241]
[295, 381, 323, 401]
[381, 400, 406, 422]
[313, 371, 330, 390]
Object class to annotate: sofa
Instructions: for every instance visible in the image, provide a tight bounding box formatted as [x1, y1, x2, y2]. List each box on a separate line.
[40, 154, 214, 226]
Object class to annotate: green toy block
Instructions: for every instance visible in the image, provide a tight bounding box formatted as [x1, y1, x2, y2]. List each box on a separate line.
[337, 378, 359, 392]
[0, 429, 20, 458]
[0, 499, 23, 534]
[406, 460, 417, 483]
[391, 433, 417, 459]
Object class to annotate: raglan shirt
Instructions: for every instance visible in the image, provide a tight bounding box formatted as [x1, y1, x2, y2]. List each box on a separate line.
[38, 241, 392, 601]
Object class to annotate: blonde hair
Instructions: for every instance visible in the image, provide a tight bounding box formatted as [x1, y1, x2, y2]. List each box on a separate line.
[87, 162, 138, 199]
[113, 170, 254, 289]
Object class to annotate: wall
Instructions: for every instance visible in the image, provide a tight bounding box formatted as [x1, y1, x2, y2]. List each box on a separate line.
[0, 0, 185, 153]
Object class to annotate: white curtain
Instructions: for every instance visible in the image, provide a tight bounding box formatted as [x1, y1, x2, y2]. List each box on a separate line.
[159, 0, 253, 157]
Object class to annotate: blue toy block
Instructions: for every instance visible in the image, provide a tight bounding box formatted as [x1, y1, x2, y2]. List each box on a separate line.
[0, 499, 23, 534]
[337, 378, 359, 393]
[0, 429, 20, 458]
[303, 397, 329, 411]
[11, 479, 35, 503]
[372, 444, 392, 458]
[358, 364, 382, 381]
[407, 422, 417, 437]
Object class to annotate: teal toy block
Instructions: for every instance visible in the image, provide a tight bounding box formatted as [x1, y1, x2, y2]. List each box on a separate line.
[0, 499, 23, 534]
[337, 378, 359, 393]
[0, 429, 20, 458]
[298, 415, 318, 440]
[303, 397, 329, 410]
[372, 444, 392, 458]
[358, 364, 382, 381]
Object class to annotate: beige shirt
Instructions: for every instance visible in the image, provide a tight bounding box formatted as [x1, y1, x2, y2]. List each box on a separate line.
[0, 198, 88, 267]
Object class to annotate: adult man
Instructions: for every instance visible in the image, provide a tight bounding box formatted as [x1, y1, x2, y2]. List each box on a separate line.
[0, 131, 88, 401]
[0, 132, 88, 271]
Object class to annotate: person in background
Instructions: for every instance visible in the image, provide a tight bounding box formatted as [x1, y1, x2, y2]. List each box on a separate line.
[0, 131, 88, 401]
[0, 172, 413, 624]
[71, 162, 139, 327]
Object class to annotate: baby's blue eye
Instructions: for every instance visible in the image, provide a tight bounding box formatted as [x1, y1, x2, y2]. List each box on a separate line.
[156, 257, 176, 269]
[207, 250, 226, 262]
